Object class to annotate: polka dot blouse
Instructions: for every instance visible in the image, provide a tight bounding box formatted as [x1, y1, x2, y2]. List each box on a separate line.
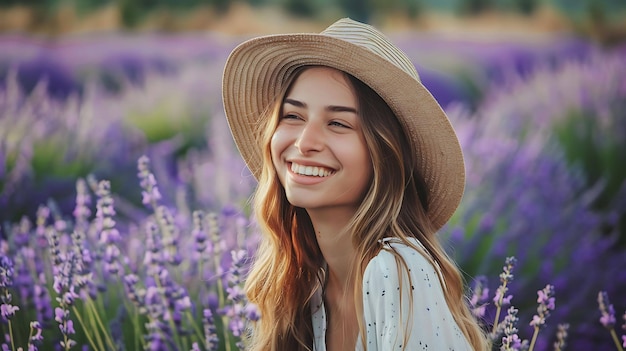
[311, 237, 472, 351]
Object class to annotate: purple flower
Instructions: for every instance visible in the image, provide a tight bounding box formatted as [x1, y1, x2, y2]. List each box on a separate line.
[96, 180, 123, 275]
[226, 285, 244, 302]
[493, 258, 516, 310]
[553, 323, 569, 351]
[0, 303, 19, 320]
[244, 303, 261, 322]
[598, 291, 616, 328]
[138, 155, 162, 207]
[499, 307, 528, 351]
[143, 221, 165, 276]
[60, 318, 76, 335]
[470, 276, 489, 307]
[529, 284, 555, 328]
[30, 320, 44, 342]
[155, 206, 181, 266]
[123, 273, 143, 308]
[192, 210, 208, 255]
[55, 306, 67, 324]
[73, 178, 92, 228]
[0, 255, 14, 290]
[33, 283, 53, 324]
[202, 308, 219, 351]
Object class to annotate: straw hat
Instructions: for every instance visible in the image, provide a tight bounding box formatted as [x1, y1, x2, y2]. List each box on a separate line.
[222, 18, 465, 230]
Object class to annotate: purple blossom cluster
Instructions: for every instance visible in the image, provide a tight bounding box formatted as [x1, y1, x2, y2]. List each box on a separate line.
[597, 291, 626, 351]
[443, 44, 626, 349]
[470, 257, 557, 351]
[0, 155, 259, 350]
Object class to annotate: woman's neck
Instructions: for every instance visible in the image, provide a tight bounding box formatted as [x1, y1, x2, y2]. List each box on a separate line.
[307, 206, 356, 292]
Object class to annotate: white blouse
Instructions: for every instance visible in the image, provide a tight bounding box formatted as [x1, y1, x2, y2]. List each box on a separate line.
[311, 237, 472, 351]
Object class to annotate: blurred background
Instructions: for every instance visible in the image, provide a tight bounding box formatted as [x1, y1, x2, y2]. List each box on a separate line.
[1, 0, 625, 350]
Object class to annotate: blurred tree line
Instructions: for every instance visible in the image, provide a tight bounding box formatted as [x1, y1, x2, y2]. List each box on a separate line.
[0, 0, 625, 30]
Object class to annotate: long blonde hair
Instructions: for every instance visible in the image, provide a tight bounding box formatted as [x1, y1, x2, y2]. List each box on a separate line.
[243, 66, 488, 351]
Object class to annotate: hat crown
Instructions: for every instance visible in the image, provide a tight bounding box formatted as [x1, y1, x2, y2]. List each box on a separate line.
[321, 18, 420, 82]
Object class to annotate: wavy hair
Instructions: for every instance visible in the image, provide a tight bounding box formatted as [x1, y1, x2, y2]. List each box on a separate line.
[243, 66, 488, 351]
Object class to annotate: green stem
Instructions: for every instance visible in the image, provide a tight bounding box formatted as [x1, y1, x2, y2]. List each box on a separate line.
[8, 320, 16, 351]
[185, 310, 207, 344]
[85, 301, 106, 350]
[610, 328, 625, 351]
[86, 297, 118, 350]
[528, 326, 539, 351]
[72, 305, 104, 351]
[123, 296, 146, 350]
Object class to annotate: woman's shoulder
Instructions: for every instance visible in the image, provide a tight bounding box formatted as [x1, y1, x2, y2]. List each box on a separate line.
[364, 237, 438, 283]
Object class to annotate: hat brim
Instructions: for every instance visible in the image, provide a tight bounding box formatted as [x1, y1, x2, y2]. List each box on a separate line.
[222, 33, 465, 230]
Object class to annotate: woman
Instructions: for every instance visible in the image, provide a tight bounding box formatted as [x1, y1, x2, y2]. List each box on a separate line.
[222, 18, 488, 351]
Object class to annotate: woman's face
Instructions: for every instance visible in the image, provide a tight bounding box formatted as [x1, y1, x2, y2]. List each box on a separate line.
[271, 66, 373, 214]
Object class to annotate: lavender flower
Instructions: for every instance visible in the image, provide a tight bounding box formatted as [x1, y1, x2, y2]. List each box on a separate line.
[222, 250, 250, 347]
[492, 257, 517, 335]
[192, 210, 208, 256]
[142, 284, 175, 351]
[599, 291, 616, 329]
[0, 254, 19, 328]
[0, 303, 19, 320]
[598, 291, 625, 351]
[123, 273, 143, 310]
[73, 178, 92, 230]
[138, 155, 162, 208]
[155, 206, 181, 266]
[500, 307, 528, 351]
[553, 323, 569, 351]
[46, 223, 80, 350]
[143, 221, 165, 277]
[245, 303, 261, 322]
[29, 321, 44, 343]
[96, 180, 123, 276]
[0, 255, 14, 289]
[528, 284, 555, 351]
[530, 284, 555, 328]
[55, 305, 77, 350]
[70, 228, 95, 299]
[469, 275, 490, 320]
[202, 308, 219, 351]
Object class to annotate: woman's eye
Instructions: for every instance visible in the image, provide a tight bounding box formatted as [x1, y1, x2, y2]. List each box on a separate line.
[329, 121, 349, 128]
[282, 114, 300, 120]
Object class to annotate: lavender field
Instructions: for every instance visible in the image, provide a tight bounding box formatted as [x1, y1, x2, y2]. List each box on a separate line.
[1, 29, 625, 350]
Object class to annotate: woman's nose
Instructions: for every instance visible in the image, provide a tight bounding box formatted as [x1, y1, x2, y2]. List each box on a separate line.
[294, 122, 324, 154]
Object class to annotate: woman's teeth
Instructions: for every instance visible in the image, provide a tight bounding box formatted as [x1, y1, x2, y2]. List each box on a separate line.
[291, 162, 333, 177]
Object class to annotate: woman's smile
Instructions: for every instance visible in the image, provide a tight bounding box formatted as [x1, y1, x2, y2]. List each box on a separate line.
[289, 162, 335, 177]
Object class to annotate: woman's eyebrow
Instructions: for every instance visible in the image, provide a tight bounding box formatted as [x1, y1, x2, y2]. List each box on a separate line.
[283, 98, 305, 108]
[283, 98, 357, 114]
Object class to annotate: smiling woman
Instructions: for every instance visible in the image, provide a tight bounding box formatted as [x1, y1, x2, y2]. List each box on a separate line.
[222, 18, 489, 351]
